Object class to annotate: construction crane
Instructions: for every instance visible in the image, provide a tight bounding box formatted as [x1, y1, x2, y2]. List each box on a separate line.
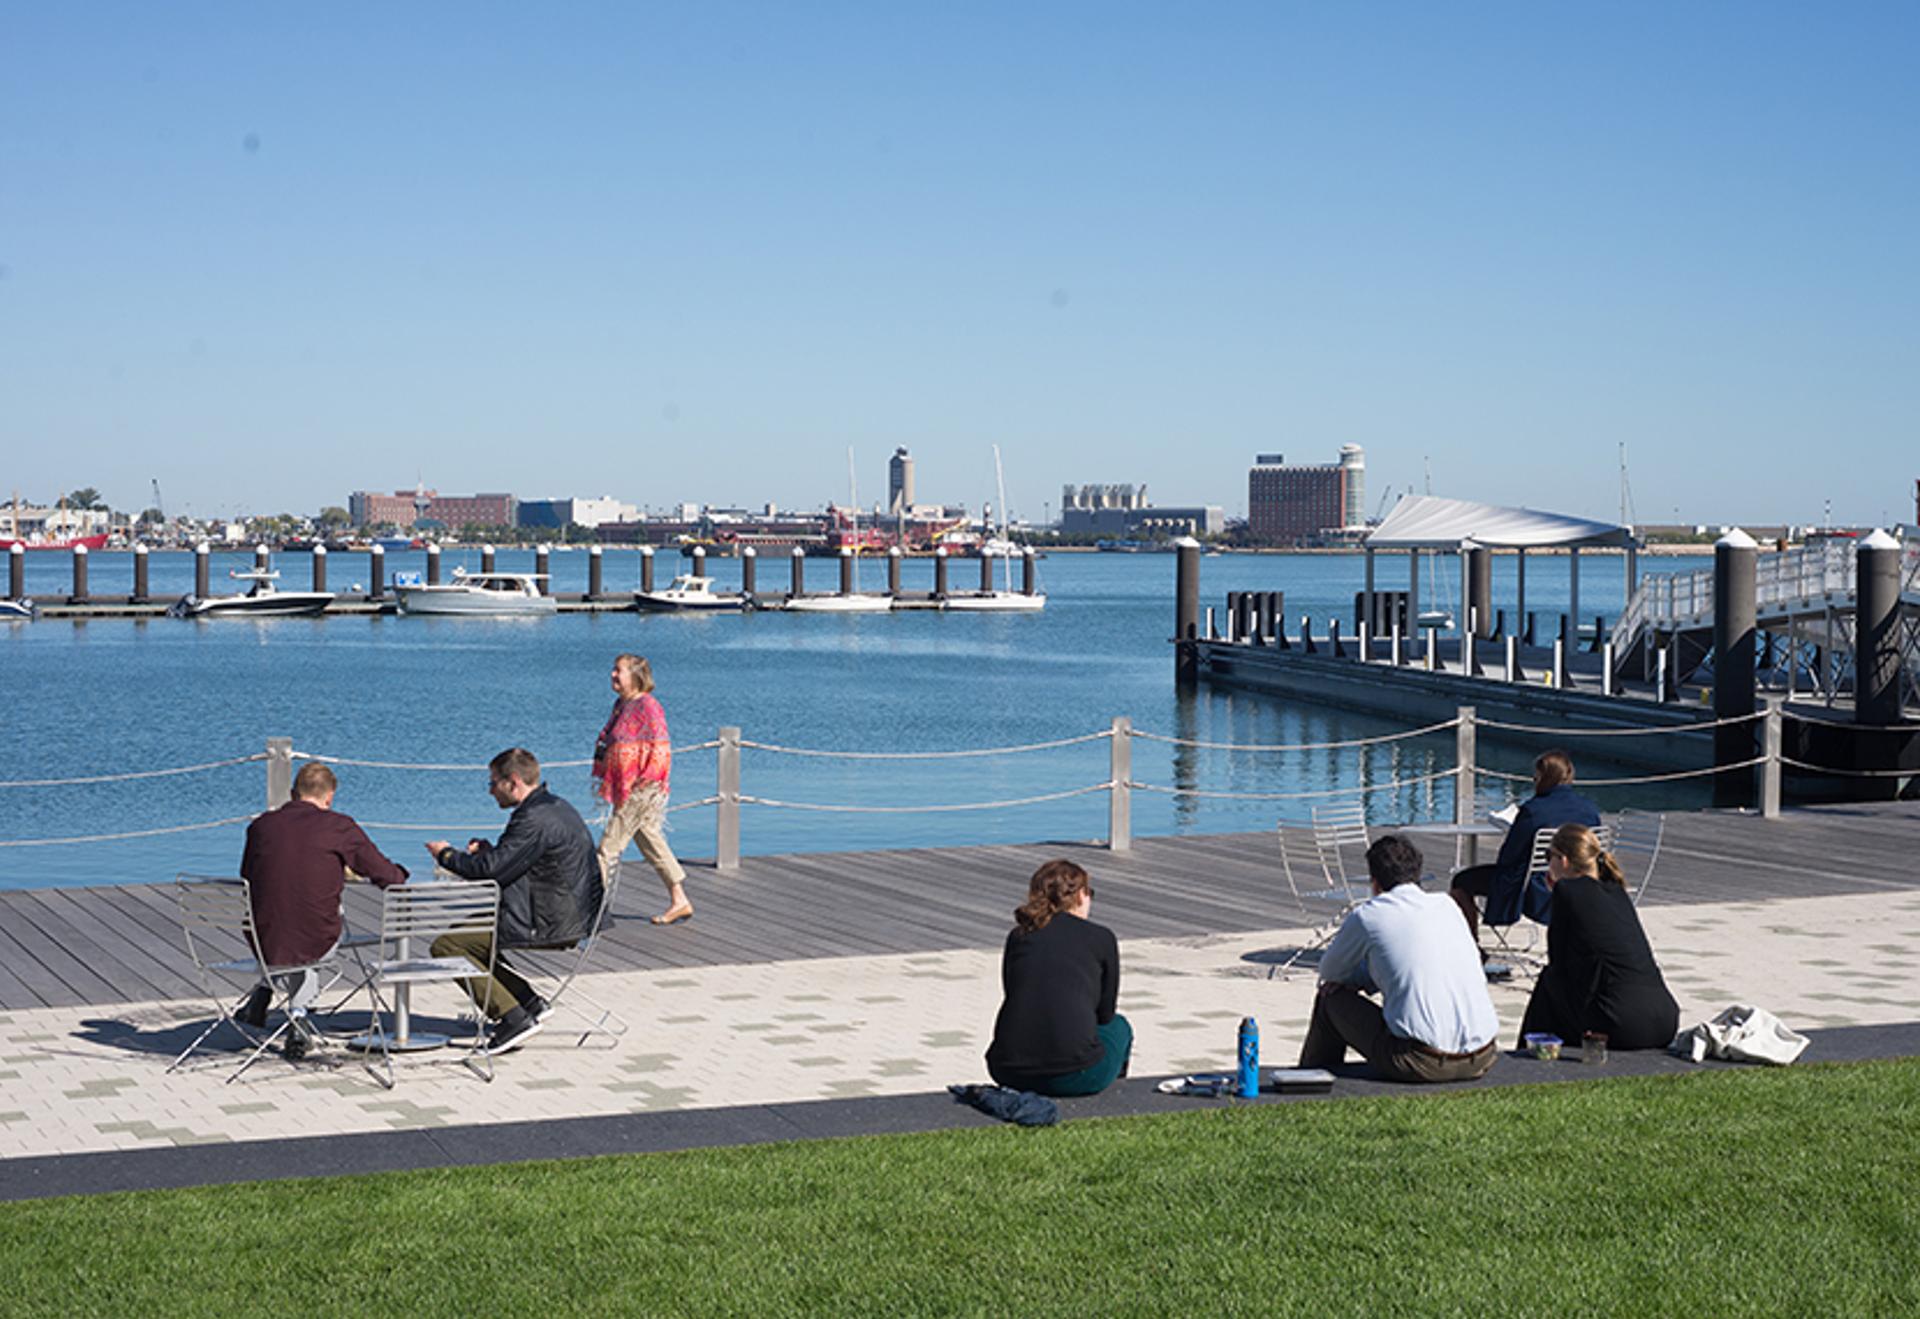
[150, 478, 165, 523]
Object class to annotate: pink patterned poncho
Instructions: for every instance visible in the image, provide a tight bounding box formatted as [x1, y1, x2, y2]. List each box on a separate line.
[592, 693, 673, 807]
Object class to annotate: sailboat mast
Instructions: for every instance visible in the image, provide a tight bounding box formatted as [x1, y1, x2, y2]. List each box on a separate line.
[993, 444, 1012, 593]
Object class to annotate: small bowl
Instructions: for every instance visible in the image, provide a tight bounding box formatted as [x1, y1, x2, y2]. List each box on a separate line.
[1523, 1032, 1563, 1061]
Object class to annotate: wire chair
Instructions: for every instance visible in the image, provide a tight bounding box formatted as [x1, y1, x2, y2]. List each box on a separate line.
[1491, 821, 1620, 968]
[1269, 806, 1374, 979]
[357, 881, 501, 1090]
[507, 863, 629, 1047]
[169, 874, 353, 1083]
[1609, 811, 1666, 906]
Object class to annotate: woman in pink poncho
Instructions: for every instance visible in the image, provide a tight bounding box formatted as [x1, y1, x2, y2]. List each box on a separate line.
[593, 653, 691, 924]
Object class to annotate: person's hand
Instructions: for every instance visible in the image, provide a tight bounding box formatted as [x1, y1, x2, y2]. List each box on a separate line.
[425, 840, 450, 859]
[465, 839, 482, 854]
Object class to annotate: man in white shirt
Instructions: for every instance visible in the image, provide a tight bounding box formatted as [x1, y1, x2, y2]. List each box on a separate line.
[1299, 833, 1500, 1082]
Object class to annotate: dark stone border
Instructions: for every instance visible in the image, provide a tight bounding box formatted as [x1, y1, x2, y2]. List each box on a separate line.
[6, 1021, 1916, 1204]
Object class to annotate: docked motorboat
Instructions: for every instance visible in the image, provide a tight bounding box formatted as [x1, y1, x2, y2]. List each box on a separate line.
[939, 446, 1046, 612]
[942, 589, 1046, 613]
[392, 569, 557, 616]
[784, 592, 893, 613]
[0, 598, 33, 620]
[170, 571, 334, 618]
[635, 573, 752, 613]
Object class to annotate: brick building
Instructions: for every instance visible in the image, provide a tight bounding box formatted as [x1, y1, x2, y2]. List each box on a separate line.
[1247, 449, 1362, 545]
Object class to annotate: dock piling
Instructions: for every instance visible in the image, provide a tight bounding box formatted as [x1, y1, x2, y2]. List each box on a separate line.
[254, 544, 270, 577]
[979, 551, 993, 592]
[481, 544, 496, 575]
[1205, 605, 1217, 640]
[1856, 530, 1902, 726]
[1712, 529, 1759, 807]
[132, 543, 149, 602]
[838, 547, 854, 596]
[369, 544, 385, 602]
[641, 545, 655, 594]
[426, 543, 441, 586]
[7, 544, 21, 601]
[691, 545, 707, 584]
[195, 543, 210, 599]
[933, 547, 949, 599]
[311, 544, 327, 593]
[69, 544, 89, 603]
[741, 546, 757, 597]
[1023, 549, 1037, 595]
[588, 545, 603, 598]
[888, 546, 902, 596]
[535, 545, 551, 594]
[791, 545, 805, 599]
[1174, 538, 1200, 683]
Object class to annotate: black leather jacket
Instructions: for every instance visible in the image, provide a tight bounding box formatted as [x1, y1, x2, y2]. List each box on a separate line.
[437, 785, 604, 947]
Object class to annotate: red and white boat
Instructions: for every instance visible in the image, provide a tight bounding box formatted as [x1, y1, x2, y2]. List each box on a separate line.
[0, 532, 109, 552]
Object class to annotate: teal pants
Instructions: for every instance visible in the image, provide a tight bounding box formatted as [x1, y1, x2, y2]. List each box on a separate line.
[993, 1014, 1133, 1098]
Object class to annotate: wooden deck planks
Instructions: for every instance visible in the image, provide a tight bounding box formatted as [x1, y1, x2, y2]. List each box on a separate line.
[2, 801, 1916, 1012]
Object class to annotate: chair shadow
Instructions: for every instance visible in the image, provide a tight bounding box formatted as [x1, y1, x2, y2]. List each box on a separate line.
[73, 1007, 480, 1059]
[1239, 946, 1327, 972]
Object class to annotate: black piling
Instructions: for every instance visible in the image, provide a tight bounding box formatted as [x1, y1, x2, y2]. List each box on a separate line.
[1174, 537, 1201, 684]
[481, 544, 496, 574]
[311, 545, 327, 593]
[69, 545, 89, 603]
[7, 544, 22, 601]
[791, 546, 806, 599]
[641, 546, 656, 594]
[887, 547, 901, 596]
[426, 543, 441, 586]
[588, 545, 604, 598]
[1468, 546, 1492, 638]
[839, 548, 854, 596]
[1713, 530, 1759, 807]
[933, 548, 949, 598]
[1023, 550, 1037, 595]
[195, 544, 210, 598]
[369, 545, 385, 602]
[741, 546, 757, 597]
[132, 544, 149, 602]
[979, 552, 994, 592]
[1856, 531, 1903, 726]
[534, 545, 551, 594]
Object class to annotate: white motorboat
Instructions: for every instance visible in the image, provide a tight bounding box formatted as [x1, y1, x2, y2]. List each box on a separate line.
[1415, 609, 1455, 631]
[392, 569, 557, 616]
[785, 592, 893, 613]
[170, 570, 334, 618]
[636, 573, 753, 612]
[0, 598, 33, 620]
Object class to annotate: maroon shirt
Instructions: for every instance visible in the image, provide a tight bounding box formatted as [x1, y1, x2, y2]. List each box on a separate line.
[239, 799, 409, 966]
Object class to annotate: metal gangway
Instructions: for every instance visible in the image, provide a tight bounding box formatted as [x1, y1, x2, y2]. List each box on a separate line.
[1610, 533, 1920, 709]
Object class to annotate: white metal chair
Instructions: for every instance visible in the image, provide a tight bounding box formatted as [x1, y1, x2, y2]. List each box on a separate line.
[507, 864, 629, 1047]
[1311, 803, 1375, 900]
[357, 881, 501, 1089]
[1609, 810, 1665, 905]
[169, 874, 354, 1083]
[1269, 806, 1374, 979]
[1489, 821, 1619, 968]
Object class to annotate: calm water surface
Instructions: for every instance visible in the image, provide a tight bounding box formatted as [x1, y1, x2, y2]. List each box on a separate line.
[1, 548, 1707, 889]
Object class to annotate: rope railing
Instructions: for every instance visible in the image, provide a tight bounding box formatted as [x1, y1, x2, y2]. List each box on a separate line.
[738, 783, 1113, 814]
[1473, 711, 1766, 737]
[0, 815, 257, 848]
[1129, 717, 1461, 753]
[736, 731, 1111, 759]
[1778, 757, 1919, 779]
[292, 740, 719, 771]
[1478, 756, 1770, 787]
[0, 753, 269, 790]
[1127, 767, 1461, 801]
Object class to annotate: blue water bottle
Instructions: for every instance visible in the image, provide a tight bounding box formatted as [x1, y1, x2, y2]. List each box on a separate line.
[1237, 1016, 1260, 1098]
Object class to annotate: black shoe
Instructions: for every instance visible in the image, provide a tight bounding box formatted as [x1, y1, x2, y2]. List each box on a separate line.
[527, 996, 551, 1024]
[235, 985, 271, 1029]
[282, 1026, 310, 1062]
[484, 1007, 544, 1056]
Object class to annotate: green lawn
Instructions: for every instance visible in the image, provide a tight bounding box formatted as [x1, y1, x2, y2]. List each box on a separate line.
[7, 1059, 1919, 1316]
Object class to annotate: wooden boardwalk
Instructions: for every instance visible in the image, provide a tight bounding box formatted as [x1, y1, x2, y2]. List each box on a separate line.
[1, 801, 1915, 1011]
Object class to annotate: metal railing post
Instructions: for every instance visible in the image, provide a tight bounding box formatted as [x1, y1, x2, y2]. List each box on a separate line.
[1108, 716, 1132, 853]
[266, 737, 293, 809]
[1504, 634, 1519, 684]
[1455, 707, 1476, 827]
[1600, 641, 1614, 697]
[1552, 637, 1566, 689]
[1761, 700, 1783, 819]
[716, 726, 742, 872]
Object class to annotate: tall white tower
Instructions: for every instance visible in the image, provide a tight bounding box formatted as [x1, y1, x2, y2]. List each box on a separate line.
[1339, 445, 1366, 529]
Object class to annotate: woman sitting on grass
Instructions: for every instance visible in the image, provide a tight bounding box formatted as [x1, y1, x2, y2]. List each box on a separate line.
[985, 860, 1132, 1097]
[1519, 824, 1680, 1051]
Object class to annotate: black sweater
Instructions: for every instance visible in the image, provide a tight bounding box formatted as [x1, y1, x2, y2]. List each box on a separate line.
[1520, 875, 1680, 1050]
[985, 914, 1120, 1079]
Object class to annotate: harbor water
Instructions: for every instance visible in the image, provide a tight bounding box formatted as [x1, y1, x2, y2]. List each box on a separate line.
[1, 547, 1708, 890]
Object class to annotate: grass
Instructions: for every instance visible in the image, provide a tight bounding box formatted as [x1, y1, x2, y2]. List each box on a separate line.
[5, 1059, 1919, 1316]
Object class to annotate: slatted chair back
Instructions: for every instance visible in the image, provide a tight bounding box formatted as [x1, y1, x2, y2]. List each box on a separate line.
[1311, 803, 1371, 891]
[510, 864, 630, 1045]
[1609, 811, 1665, 905]
[1525, 822, 1617, 883]
[377, 881, 499, 945]
[174, 875, 264, 976]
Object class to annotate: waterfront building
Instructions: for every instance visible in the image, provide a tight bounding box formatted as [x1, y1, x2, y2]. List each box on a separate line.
[348, 489, 518, 529]
[519, 496, 638, 529]
[1060, 484, 1222, 538]
[1248, 448, 1362, 545]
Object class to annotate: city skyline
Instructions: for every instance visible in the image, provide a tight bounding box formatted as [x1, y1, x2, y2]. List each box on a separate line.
[4, 6, 1917, 527]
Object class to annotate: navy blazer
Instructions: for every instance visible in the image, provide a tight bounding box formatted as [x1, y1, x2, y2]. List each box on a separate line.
[1486, 784, 1601, 925]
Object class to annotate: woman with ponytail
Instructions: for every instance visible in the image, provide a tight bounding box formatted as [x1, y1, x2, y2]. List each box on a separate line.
[985, 860, 1132, 1096]
[1519, 824, 1680, 1050]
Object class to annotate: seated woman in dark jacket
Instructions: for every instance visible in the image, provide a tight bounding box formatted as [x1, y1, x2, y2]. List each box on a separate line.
[1450, 749, 1600, 942]
[985, 860, 1132, 1097]
[1519, 823, 1680, 1051]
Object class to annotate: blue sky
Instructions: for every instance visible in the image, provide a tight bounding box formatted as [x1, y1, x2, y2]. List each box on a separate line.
[3, 3, 1915, 526]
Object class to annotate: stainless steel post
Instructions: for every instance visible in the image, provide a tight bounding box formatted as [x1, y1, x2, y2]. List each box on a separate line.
[1108, 717, 1132, 852]
[716, 726, 741, 871]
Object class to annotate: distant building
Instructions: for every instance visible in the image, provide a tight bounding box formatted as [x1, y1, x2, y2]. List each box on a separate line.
[1059, 483, 1222, 538]
[888, 448, 915, 515]
[348, 489, 516, 529]
[519, 496, 637, 529]
[1247, 449, 1361, 544]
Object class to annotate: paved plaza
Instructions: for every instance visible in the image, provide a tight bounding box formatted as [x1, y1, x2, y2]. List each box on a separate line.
[2, 887, 1917, 1164]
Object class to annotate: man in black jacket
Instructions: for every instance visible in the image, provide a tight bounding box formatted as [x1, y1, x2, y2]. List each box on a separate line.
[426, 747, 604, 1054]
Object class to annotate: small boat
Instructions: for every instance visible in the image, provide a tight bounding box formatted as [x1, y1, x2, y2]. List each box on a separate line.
[942, 590, 1045, 613]
[170, 570, 334, 618]
[784, 592, 893, 613]
[0, 598, 33, 620]
[1415, 609, 1455, 631]
[392, 569, 556, 616]
[635, 573, 752, 613]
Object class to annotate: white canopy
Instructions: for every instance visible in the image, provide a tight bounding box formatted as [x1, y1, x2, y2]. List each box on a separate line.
[1362, 495, 1635, 550]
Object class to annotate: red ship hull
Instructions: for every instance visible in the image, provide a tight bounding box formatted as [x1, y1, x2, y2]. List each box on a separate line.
[0, 533, 111, 552]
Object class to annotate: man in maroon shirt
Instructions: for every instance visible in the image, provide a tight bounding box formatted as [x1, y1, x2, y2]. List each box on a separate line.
[238, 762, 409, 1056]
